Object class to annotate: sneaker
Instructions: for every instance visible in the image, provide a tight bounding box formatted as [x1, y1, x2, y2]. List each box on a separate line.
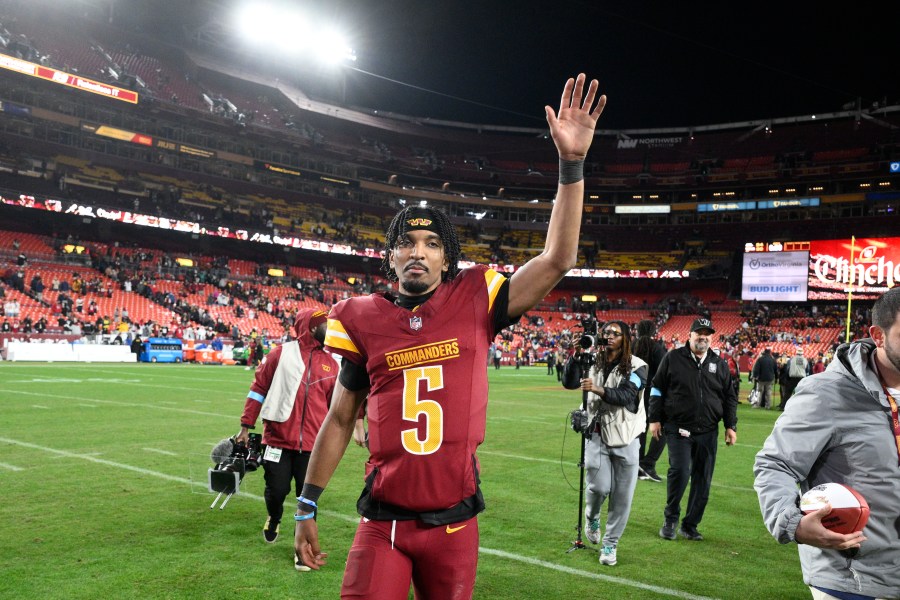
[263, 517, 280, 543]
[678, 526, 704, 541]
[637, 466, 651, 480]
[584, 518, 601, 544]
[294, 553, 311, 572]
[659, 521, 677, 540]
[599, 545, 617, 566]
[643, 468, 662, 483]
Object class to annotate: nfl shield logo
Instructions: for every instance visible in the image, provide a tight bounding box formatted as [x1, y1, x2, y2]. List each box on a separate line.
[409, 316, 423, 331]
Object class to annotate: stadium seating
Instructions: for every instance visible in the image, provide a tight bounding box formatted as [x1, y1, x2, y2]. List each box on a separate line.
[0, 4, 891, 362]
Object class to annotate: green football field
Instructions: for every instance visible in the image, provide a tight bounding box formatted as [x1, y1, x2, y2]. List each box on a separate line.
[0, 362, 806, 599]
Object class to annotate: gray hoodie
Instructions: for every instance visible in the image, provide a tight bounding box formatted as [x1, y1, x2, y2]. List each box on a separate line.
[753, 339, 900, 599]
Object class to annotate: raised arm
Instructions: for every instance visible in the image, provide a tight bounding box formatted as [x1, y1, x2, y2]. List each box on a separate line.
[508, 73, 606, 317]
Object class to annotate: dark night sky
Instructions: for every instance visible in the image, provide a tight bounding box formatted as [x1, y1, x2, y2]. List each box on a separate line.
[158, 0, 897, 131]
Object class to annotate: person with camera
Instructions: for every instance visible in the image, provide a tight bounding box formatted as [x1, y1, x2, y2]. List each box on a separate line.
[649, 317, 737, 542]
[235, 308, 337, 570]
[575, 320, 648, 566]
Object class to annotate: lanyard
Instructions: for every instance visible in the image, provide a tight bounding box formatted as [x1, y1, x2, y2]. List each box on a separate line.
[883, 388, 900, 467]
[873, 358, 900, 466]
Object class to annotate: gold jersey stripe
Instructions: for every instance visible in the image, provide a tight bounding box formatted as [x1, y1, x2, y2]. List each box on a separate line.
[324, 318, 361, 356]
[485, 268, 505, 313]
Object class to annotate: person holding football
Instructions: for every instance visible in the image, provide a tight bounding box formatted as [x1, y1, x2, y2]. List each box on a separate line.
[754, 286, 900, 600]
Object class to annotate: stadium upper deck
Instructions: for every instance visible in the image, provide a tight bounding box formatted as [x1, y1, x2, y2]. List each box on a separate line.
[0, 0, 897, 302]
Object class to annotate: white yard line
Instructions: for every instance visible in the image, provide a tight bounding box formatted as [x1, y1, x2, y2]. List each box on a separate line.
[142, 448, 178, 456]
[1, 435, 721, 599]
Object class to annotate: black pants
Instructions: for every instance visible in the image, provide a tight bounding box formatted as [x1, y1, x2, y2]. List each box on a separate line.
[638, 392, 666, 470]
[663, 429, 718, 529]
[779, 377, 803, 409]
[262, 448, 311, 522]
[638, 428, 666, 470]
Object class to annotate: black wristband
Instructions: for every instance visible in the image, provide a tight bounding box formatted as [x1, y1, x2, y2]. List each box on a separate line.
[240, 423, 254, 429]
[299, 482, 324, 509]
[559, 158, 585, 185]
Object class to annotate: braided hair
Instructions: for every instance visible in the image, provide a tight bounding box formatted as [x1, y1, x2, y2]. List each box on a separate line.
[593, 320, 633, 379]
[381, 206, 462, 283]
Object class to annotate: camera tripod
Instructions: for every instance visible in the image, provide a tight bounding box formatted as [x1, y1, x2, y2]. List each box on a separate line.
[567, 387, 594, 554]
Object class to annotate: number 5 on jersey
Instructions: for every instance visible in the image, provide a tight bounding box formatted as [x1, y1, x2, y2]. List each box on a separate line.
[401, 366, 444, 455]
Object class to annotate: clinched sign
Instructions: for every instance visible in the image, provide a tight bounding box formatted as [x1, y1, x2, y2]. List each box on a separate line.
[808, 237, 900, 300]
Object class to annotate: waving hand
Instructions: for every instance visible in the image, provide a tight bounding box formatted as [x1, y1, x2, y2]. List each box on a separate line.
[545, 74, 606, 160]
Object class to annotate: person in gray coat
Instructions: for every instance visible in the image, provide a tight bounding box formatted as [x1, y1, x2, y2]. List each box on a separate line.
[753, 286, 900, 600]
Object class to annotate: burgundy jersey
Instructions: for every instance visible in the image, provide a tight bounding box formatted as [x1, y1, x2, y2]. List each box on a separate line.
[325, 265, 508, 513]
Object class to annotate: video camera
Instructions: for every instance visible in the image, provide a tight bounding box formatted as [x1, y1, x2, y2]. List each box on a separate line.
[208, 433, 262, 509]
[569, 407, 595, 438]
[577, 316, 607, 351]
[561, 316, 605, 390]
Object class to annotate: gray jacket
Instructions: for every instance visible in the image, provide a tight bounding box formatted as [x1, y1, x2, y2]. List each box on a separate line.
[753, 339, 900, 599]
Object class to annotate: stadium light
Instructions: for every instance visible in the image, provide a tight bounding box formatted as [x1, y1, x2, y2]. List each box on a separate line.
[235, 2, 356, 65]
[310, 28, 356, 65]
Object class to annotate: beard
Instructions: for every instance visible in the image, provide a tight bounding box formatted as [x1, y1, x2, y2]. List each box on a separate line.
[884, 337, 900, 376]
[400, 277, 431, 295]
[691, 339, 709, 354]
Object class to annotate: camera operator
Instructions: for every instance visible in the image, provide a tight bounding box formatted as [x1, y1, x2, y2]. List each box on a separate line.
[574, 320, 647, 567]
[235, 308, 338, 571]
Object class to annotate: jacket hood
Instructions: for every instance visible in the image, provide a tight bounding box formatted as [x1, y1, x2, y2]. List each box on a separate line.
[290, 308, 327, 351]
[828, 338, 882, 396]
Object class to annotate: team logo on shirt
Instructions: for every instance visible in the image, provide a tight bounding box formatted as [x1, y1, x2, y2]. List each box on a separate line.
[410, 316, 423, 331]
[708, 363, 717, 373]
[385, 339, 460, 370]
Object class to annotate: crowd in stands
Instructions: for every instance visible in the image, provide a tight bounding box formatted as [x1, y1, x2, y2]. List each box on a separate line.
[0, 4, 895, 368]
[0, 221, 876, 374]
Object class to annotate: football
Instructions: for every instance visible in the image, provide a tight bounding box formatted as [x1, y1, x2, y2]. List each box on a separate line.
[800, 483, 870, 535]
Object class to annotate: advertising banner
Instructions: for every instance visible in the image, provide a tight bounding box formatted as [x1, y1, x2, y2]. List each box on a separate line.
[0, 54, 138, 103]
[741, 251, 809, 301]
[808, 237, 900, 300]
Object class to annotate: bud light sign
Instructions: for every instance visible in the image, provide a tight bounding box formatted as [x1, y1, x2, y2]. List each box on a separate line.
[741, 251, 809, 302]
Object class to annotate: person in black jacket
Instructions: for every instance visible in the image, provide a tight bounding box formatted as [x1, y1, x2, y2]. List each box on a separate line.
[648, 317, 738, 542]
[751, 347, 778, 409]
[633, 319, 668, 483]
